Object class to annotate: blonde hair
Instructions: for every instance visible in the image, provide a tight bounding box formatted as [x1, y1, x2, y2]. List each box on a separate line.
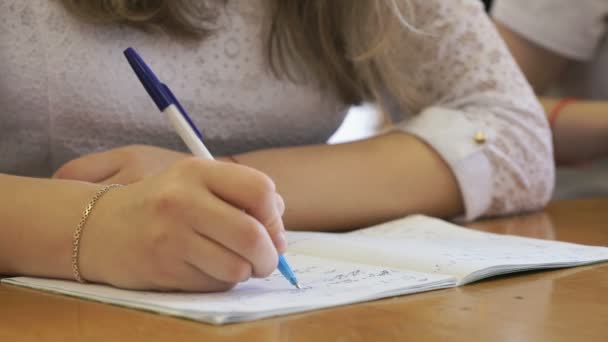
[63, 0, 420, 110]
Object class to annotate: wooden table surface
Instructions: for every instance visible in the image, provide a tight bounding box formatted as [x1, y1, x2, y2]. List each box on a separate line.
[1, 198, 607, 342]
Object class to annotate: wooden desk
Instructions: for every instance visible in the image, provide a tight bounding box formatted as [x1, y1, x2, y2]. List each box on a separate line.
[1, 199, 607, 341]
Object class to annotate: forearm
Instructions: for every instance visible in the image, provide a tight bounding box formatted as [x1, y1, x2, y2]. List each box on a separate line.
[234, 132, 463, 231]
[0, 174, 98, 278]
[541, 98, 608, 164]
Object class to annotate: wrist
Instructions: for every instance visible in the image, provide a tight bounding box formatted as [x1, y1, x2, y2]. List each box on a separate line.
[72, 184, 123, 284]
[0, 176, 102, 279]
[548, 97, 576, 128]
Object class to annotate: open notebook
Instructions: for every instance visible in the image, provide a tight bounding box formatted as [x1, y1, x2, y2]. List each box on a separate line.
[4, 215, 608, 324]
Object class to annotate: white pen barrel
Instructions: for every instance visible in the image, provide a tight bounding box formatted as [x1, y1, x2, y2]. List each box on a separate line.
[164, 104, 214, 160]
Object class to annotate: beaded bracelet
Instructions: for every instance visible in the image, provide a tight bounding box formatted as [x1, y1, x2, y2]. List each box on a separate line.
[72, 184, 122, 283]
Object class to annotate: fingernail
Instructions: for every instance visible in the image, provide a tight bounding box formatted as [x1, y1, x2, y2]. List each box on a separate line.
[277, 231, 288, 252]
[275, 194, 286, 218]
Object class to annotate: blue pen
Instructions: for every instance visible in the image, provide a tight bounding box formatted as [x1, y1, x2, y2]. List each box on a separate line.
[124, 47, 301, 290]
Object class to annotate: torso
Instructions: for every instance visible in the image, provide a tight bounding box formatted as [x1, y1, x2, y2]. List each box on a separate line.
[0, 0, 348, 177]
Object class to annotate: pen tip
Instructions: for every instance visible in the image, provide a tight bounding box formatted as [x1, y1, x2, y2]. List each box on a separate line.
[295, 283, 302, 289]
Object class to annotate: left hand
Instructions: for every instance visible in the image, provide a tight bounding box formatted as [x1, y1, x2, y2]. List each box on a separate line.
[53, 145, 190, 184]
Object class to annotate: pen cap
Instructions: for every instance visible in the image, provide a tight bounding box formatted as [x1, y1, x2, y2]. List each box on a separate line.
[124, 47, 172, 111]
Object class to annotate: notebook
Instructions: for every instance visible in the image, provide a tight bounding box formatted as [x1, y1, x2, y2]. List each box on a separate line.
[3, 215, 608, 325]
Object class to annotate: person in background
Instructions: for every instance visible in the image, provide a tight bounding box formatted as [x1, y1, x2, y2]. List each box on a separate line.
[492, 0, 608, 199]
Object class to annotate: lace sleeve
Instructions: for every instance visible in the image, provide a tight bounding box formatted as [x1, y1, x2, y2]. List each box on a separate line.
[388, 0, 554, 220]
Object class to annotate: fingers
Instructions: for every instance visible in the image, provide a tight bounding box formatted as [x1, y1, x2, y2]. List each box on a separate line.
[186, 195, 280, 278]
[137, 157, 287, 285]
[275, 193, 286, 217]
[199, 160, 286, 250]
[156, 262, 236, 292]
[184, 232, 253, 283]
[143, 169, 281, 278]
[270, 193, 287, 252]
[53, 150, 122, 183]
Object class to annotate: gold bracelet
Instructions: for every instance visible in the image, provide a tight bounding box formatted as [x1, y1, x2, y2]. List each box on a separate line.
[72, 184, 122, 283]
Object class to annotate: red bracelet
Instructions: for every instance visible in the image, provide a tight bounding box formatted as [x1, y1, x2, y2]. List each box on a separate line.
[548, 97, 576, 128]
[548, 97, 591, 168]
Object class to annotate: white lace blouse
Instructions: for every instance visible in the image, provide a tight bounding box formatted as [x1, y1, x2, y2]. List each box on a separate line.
[0, 0, 554, 220]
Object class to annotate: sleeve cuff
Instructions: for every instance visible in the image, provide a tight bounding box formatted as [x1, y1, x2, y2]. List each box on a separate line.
[394, 107, 494, 221]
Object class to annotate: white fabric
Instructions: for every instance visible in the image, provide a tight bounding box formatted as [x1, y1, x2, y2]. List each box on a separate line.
[0, 0, 553, 220]
[399, 108, 494, 220]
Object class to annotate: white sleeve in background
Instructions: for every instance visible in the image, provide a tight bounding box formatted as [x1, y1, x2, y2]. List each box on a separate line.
[492, 0, 608, 61]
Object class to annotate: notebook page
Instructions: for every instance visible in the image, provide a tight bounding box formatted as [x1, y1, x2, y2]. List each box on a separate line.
[2, 254, 454, 324]
[287, 216, 608, 284]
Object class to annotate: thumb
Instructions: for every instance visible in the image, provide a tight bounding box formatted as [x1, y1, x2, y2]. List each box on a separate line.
[53, 150, 123, 183]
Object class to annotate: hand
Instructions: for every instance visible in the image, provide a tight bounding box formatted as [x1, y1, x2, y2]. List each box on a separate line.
[53, 145, 189, 185]
[79, 157, 287, 292]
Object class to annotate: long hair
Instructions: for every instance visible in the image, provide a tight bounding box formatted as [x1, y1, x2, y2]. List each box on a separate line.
[62, 0, 419, 110]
